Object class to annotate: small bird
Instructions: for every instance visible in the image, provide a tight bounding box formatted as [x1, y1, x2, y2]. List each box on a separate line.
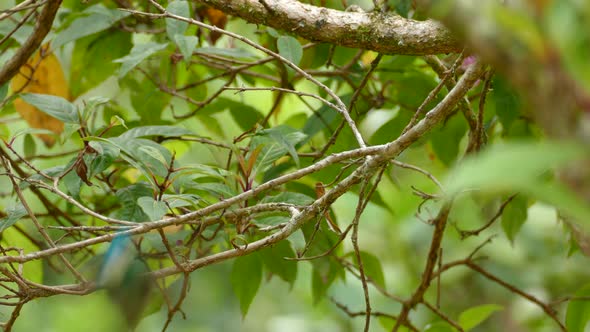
[96, 235, 152, 330]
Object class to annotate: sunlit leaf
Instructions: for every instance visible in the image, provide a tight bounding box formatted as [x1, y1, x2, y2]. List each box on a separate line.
[458, 304, 503, 331]
[566, 283, 590, 332]
[20, 93, 78, 124]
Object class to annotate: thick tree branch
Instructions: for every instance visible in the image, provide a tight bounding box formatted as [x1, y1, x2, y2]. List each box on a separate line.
[0, 0, 62, 86]
[197, 0, 461, 55]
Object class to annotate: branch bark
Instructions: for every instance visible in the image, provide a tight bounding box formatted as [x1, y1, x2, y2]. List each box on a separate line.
[0, 0, 63, 86]
[198, 0, 461, 55]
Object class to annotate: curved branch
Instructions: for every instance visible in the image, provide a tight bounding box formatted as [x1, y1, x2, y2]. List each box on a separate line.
[0, 0, 62, 86]
[200, 0, 461, 55]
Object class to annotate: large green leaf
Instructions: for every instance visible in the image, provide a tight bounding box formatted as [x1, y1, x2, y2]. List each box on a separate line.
[166, 1, 190, 42]
[70, 30, 132, 97]
[301, 218, 344, 304]
[53, 4, 131, 48]
[491, 76, 521, 132]
[445, 141, 583, 193]
[0, 203, 27, 233]
[369, 110, 413, 145]
[354, 251, 386, 290]
[430, 114, 467, 166]
[231, 253, 263, 317]
[20, 93, 78, 123]
[260, 240, 298, 286]
[566, 283, 590, 332]
[113, 183, 152, 222]
[114, 42, 168, 77]
[501, 194, 528, 243]
[137, 197, 168, 221]
[277, 36, 303, 66]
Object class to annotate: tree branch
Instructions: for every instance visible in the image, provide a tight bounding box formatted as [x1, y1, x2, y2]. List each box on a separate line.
[0, 0, 62, 86]
[198, 0, 461, 55]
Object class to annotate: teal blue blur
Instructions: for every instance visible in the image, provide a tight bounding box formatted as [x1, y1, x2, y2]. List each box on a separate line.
[96, 235, 152, 331]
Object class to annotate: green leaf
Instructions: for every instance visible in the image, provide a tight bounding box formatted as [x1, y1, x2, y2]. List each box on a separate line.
[231, 253, 263, 317]
[20, 93, 78, 123]
[53, 4, 131, 48]
[353, 251, 386, 290]
[501, 195, 528, 243]
[166, 1, 190, 42]
[0, 203, 27, 233]
[70, 30, 132, 97]
[252, 126, 306, 174]
[118, 125, 194, 140]
[0, 21, 32, 45]
[114, 42, 168, 77]
[260, 240, 297, 286]
[258, 126, 303, 167]
[430, 115, 467, 166]
[161, 194, 201, 209]
[491, 76, 521, 131]
[458, 304, 503, 331]
[175, 35, 199, 61]
[445, 142, 585, 195]
[261, 192, 314, 205]
[394, 72, 440, 108]
[137, 197, 168, 221]
[369, 110, 412, 145]
[423, 321, 457, 332]
[114, 183, 152, 222]
[445, 141, 590, 223]
[277, 36, 303, 66]
[301, 219, 344, 304]
[87, 141, 120, 177]
[0, 82, 8, 101]
[124, 76, 171, 124]
[566, 283, 590, 332]
[23, 134, 36, 158]
[115, 138, 172, 177]
[81, 96, 109, 124]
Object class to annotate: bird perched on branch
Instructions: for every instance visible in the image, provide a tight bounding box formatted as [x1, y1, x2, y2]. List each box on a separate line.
[96, 235, 152, 331]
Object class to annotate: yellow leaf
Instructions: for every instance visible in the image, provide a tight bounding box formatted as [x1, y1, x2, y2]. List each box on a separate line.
[10, 44, 70, 147]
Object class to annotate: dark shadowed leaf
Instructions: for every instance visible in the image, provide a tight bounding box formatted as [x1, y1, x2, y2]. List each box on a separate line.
[260, 240, 298, 286]
[231, 253, 263, 317]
